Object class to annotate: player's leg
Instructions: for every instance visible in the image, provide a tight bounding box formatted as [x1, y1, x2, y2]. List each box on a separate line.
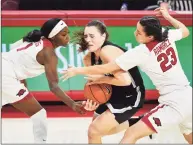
[88, 104, 140, 143]
[180, 87, 192, 144]
[92, 111, 130, 136]
[2, 76, 47, 143]
[120, 104, 184, 144]
[106, 109, 142, 136]
[11, 94, 47, 143]
[105, 85, 145, 137]
[92, 113, 142, 136]
[183, 133, 192, 144]
[89, 104, 114, 143]
[179, 112, 192, 144]
[120, 119, 155, 143]
[88, 109, 119, 143]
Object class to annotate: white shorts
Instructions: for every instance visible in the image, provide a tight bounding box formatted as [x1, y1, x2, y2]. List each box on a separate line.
[142, 86, 192, 135]
[2, 59, 29, 106]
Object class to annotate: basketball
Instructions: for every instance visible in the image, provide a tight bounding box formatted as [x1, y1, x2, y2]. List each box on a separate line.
[84, 83, 112, 104]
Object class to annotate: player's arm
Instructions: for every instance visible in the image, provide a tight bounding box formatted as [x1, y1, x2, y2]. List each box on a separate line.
[72, 50, 120, 76]
[74, 62, 120, 75]
[43, 48, 76, 108]
[83, 52, 105, 79]
[97, 46, 131, 86]
[165, 15, 189, 38]
[155, 4, 189, 38]
[62, 45, 145, 80]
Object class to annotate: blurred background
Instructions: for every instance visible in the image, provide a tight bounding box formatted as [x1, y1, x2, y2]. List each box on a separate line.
[1, 0, 192, 143]
[1, 0, 193, 11]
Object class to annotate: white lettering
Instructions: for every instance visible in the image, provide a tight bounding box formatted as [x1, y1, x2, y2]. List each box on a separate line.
[68, 43, 75, 66]
[55, 46, 68, 73]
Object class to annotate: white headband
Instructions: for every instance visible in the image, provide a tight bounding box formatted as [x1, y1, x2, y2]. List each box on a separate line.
[48, 20, 67, 38]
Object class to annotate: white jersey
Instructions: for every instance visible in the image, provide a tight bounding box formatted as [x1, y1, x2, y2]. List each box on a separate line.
[116, 29, 190, 95]
[2, 39, 53, 80]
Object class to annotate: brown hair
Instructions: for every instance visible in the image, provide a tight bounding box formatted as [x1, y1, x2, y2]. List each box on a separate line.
[72, 20, 109, 52]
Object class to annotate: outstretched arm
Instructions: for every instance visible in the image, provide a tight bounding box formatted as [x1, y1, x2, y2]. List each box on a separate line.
[61, 45, 145, 81]
[43, 48, 85, 114]
[81, 51, 128, 86]
[82, 51, 120, 75]
[61, 61, 121, 80]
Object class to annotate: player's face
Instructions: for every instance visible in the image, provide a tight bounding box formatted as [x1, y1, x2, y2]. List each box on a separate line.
[54, 27, 70, 46]
[84, 26, 105, 52]
[134, 22, 153, 44]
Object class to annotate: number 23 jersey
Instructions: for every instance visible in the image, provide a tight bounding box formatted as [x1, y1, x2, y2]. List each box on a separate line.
[115, 29, 190, 95]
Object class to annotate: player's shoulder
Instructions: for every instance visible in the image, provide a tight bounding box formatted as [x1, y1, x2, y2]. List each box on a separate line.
[41, 39, 55, 55]
[131, 44, 149, 53]
[101, 45, 122, 52]
[42, 39, 54, 49]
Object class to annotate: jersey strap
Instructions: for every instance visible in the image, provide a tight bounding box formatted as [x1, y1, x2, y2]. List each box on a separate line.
[43, 39, 54, 48]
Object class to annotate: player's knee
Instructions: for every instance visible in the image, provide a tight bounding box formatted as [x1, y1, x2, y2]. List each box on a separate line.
[124, 124, 144, 140]
[88, 123, 102, 137]
[30, 108, 47, 124]
[30, 108, 47, 142]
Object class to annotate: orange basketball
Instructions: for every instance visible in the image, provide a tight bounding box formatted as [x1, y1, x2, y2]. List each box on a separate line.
[84, 83, 112, 104]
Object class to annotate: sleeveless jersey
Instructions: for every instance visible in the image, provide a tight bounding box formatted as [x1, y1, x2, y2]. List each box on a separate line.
[2, 39, 53, 80]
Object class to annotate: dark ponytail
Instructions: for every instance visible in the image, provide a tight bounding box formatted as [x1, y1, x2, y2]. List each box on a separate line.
[161, 27, 169, 41]
[140, 16, 169, 42]
[23, 29, 43, 42]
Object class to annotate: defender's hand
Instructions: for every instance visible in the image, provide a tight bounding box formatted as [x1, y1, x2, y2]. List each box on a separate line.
[72, 102, 86, 115]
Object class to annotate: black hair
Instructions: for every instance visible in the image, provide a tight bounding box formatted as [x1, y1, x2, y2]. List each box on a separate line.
[139, 16, 169, 42]
[72, 20, 109, 52]
[23, 18, 62, 42]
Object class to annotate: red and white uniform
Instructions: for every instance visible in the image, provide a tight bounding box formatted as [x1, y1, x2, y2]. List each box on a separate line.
[115, 29, 192, 135]
[2, 39, 53, 106]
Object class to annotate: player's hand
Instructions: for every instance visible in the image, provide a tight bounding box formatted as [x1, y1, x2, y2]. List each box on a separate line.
[82, 99, 99, 111]
[154, 3, 171, 19]
[71, 102, 86, 115]
[60, 66, 78, 81]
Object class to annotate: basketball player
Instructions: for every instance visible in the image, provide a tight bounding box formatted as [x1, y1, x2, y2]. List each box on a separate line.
[67, 20, 146, 143]
[62, 5, 192, 144]
[2, 18, 86, 143]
